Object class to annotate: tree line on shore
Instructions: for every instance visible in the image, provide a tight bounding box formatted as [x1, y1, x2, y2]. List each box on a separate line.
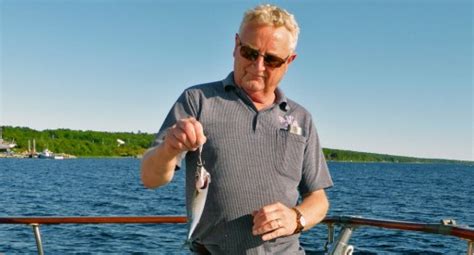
[1, 126, 464, 163]
[3, 126, 151, 157]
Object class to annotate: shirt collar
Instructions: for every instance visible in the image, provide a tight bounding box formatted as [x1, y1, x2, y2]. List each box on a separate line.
[222, 72, 289, 112]
[275, 88, 289, 111]
[222, 72, 237, 91]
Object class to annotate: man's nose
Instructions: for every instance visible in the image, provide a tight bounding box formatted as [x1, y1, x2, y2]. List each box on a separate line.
[253, 55, 266, 72]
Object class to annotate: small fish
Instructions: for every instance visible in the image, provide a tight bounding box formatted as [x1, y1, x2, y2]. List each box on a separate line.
[187, 145, 211, 240]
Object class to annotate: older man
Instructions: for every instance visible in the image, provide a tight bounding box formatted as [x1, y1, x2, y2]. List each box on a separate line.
[141, 4, 333, 254]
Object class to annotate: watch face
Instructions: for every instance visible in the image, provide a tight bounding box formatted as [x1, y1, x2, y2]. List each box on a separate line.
[300, 216, 306, 227]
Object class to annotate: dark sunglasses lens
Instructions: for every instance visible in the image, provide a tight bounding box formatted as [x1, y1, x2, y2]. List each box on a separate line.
[264, 55, 285, 68]
[240, 45, 259, 61]
[240, 44, 286, 68]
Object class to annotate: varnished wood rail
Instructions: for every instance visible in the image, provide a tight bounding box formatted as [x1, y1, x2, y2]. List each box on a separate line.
[0, 215, 472, 240]
[0, 216, 187, 225]
[323, 216, 474, 241]
[0, 215, 473, 255]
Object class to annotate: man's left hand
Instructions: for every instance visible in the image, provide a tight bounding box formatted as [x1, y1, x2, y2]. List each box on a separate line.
[252, 202, 297, 241]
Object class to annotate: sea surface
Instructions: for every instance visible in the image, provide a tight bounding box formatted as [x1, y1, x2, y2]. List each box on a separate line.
[0, 159, 472, 254]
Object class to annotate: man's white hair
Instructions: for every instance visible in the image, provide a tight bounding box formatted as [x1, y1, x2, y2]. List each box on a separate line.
[239, 4, 300, 51]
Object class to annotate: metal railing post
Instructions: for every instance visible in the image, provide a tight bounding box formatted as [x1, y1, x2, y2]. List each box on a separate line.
[329, 226, 354, 255]
[324, 223, 335, 252]
[31, 223, 44, 255]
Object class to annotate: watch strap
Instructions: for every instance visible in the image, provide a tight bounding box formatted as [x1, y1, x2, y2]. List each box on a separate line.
[291, 207, 304, 234]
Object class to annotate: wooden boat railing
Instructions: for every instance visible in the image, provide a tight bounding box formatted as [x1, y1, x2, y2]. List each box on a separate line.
[0, 215, 473, 255]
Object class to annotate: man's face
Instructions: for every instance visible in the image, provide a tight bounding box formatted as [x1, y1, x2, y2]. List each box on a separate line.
[233, 23, 296, 97]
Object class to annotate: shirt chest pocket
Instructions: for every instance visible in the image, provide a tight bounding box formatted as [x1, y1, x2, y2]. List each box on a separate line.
[276, 129, 306, 183]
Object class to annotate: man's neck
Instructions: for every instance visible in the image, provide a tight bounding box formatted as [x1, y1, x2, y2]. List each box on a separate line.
[246, 91, 276, 111]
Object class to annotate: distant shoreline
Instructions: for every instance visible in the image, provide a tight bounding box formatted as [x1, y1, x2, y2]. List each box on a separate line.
[1, 154, 472, 165]
[327, 160, 473, 165]
[3, 152, 471, 165]
[1, 126, 471, 164]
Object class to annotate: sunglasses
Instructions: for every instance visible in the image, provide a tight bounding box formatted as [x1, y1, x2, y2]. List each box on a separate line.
[237, 38, 290, 68]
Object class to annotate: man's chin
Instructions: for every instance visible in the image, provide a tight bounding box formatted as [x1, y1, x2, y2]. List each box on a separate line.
[242, 81, 265, 92]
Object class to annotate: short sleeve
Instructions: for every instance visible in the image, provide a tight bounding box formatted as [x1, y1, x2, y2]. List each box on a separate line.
[152, 89, 198, 169]
[298, 120, 333, 195]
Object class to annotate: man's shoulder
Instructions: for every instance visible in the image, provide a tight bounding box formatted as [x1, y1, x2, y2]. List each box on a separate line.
[185, 80, 223, 95]
[184, 72, 234, 97]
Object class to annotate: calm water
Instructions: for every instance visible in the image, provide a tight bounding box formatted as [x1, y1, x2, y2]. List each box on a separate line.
[0, 159, 472, 254]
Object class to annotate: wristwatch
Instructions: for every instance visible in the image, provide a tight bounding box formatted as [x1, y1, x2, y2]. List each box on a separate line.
[291, 207, 306, 234]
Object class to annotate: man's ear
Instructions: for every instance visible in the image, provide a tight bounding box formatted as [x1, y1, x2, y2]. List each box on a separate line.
[287, 54, 297, 65]
[233, 33, 239, 57]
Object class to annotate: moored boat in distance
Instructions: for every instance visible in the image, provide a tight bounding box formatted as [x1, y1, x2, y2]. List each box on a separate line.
[0, 140, 16, 150]
[0, 127, 16, 151]
[37, 149, 64, 160]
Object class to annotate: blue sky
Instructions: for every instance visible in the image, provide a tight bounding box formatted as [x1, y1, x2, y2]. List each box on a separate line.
[1, 0, 472, 161]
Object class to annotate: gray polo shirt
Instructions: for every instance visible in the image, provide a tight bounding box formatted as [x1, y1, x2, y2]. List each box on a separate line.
[154, 72, 333, 254]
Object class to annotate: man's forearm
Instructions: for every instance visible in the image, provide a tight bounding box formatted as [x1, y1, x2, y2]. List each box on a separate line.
[296, 189, 329, 230]
[140, 144, 179, 189]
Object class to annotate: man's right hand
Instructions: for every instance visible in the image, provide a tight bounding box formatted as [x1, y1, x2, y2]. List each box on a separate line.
[141, 117, 206, 188]
[163, 117, 207, 155]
